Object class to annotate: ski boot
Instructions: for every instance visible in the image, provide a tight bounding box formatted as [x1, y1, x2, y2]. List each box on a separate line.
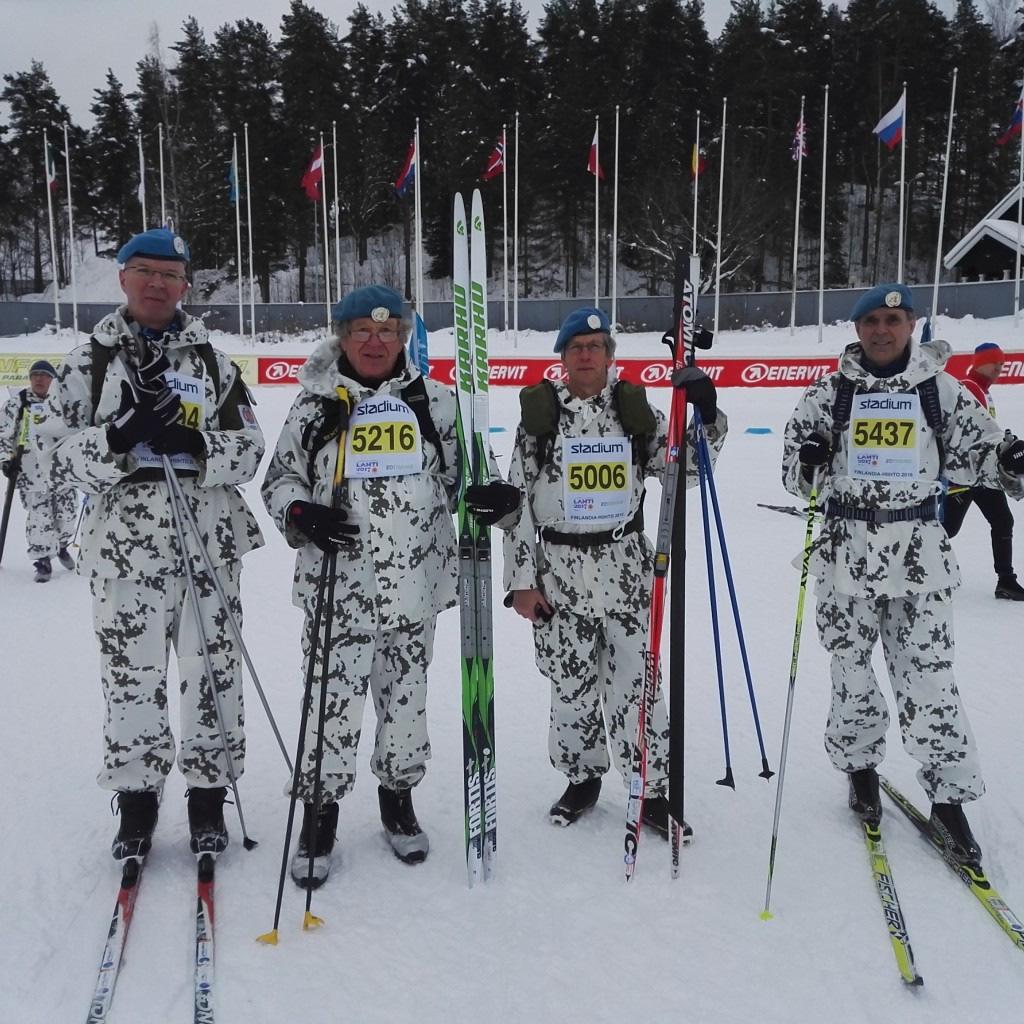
[848, 767, 882, 825]
[549, 778, 601, 826]
[187, 786, 229, 857]
[111, 790, 159, 861]
[290, 800, 339, 889]
[33, 557, 51, 582]
[57, 547, 75, 571]
[995, 575, 1024, 601]
[379, 786, 429, 864]
[930, 802, 982, 865]
[641, 795, 694, 844]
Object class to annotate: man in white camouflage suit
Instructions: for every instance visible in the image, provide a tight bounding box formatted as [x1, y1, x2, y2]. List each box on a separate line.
[263, 284, 464, 886]
[39, 228, 265, 862]
[782, 282, 1024, 864]
[501, 307, 726, 836]
[0, 360, 78, 580]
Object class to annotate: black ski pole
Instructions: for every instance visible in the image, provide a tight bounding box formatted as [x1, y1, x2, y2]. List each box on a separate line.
[0, 406, 28, 567]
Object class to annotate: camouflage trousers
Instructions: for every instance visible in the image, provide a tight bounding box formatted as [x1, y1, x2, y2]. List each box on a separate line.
[16, 477, 78, 560]
[533, 608, 669, 795]
[92, 563, 245, 792]
[294, 617, 435, 803]
[816, 586, 983, 803]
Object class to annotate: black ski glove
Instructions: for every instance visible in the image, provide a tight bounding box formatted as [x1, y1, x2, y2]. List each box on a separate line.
[999, 437, 1024, 476]
[133, 342, 172, 393]
[150, 423, 206, 458]
[672, 366, 718, 425]
[464, 481, 521, 526]
[289, 500, 360, 551]
[1, 457, 20, 479]
[798, 431, 830, 482]
[106, 380, 182, 455]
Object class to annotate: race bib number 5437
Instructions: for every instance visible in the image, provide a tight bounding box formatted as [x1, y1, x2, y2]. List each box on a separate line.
[847, 393, 921, 480]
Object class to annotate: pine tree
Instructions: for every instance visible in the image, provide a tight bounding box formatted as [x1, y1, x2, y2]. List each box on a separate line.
[89, 70, 139, 252]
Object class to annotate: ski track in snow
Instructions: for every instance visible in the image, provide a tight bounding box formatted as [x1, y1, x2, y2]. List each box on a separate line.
[2, 321, 1023, 1022]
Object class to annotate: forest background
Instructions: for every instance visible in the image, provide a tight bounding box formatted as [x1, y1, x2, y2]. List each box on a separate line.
[3, 0, 1024, 305]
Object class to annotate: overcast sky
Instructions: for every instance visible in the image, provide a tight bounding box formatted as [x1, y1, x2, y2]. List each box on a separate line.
[0, 0, 744, 127]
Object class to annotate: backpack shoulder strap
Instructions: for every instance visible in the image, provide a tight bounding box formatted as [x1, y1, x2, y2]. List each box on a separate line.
[519, 380, 560, 468]
[612, 379, 658, 470]
[401, 375, 446, 475]
[917, 376, 945, 473]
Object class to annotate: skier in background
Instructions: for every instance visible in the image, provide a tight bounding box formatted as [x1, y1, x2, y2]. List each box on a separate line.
[1, 359, 78, 581]
[782, 284, 1024, 865]
[943, 342, 1024, 601]
[499, 306, 725, 835]
[38, 227, 265, 863]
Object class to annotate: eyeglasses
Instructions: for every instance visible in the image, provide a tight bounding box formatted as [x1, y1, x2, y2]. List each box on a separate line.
[126, 266, 188, 284]
[565, 341, 606, 356]
[347, 328, 401, 344]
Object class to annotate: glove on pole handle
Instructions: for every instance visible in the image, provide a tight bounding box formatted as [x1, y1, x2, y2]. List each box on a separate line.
[161, 454, 255, 850]
[761, 473, 819, 921]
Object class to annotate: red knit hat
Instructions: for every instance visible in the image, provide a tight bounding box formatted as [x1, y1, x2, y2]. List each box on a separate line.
[972, 343, 1006, 368]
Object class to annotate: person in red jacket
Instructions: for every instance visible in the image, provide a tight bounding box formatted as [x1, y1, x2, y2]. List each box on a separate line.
[944, 342, 1024, 600]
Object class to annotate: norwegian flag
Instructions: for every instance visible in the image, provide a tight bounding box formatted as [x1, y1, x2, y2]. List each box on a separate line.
[45, 151, 59, 193]
[791, 117, 808, 161]
[481, 135, 505, 181]
[586, 126, 604, 180]
[301, 145, 324, 201]
[394, 140, 416, 197]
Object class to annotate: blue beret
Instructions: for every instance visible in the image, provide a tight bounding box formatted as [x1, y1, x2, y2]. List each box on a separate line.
[117, 228, 190, 264]
[554, 307, 611, 353]
[29, 360, 57, 378]
[850, 283, 913, 321]
[332, 285, 404, 323]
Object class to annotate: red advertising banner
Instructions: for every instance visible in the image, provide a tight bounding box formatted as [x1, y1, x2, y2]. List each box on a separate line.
[255, 353, 1024, 387]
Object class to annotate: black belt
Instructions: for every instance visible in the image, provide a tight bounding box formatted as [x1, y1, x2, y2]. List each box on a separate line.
[825, 496, 940, 525]
[542, 516, 642, 549]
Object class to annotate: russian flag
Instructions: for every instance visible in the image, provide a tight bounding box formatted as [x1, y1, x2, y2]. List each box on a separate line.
[997, 85, 1024, 146]
[872, 93, 905, 151]
[394, 140, 416, 198]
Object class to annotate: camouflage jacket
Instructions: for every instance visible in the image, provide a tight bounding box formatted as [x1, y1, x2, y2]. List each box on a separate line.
[502, 374, 727, 618]
[0, 389, 49, 489]
[37, 307, 265, 580]
[782, 338, 1023, 599]
[261, 336, 459, 631]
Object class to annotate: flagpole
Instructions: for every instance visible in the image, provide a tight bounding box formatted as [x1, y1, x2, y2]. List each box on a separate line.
[1016, 70, 1024, 326]
[692, 111, 701, 256]
[714, 98, 727, 334]
[789, 96, 805, 335]
[42, 131, 61, 331]
[332, 120, 341, 301]
[931, 68, 958, 327]
[319, 131, 331, 331]
[414, 118, 424, 319]
[244, 123, 256, 341]
[502, 124, 509, 344]
[158, 123, 166, 227]
[137, 130, 147, 230]
[513, 110, 520, 349]
[233, 135, 244, 338]
[818, 85, 830, 344]
[594, 114, 600, 307]
[611, 106, 620, 327]
[897, 83, 907, 283]
[62, 122, 79, 336]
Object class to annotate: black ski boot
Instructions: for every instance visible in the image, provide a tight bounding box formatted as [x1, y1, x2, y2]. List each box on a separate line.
[378, 786, 430, 864]
[290, 800, 339, 889]
[187, 786, 229, 857]
[641, 795, 694, 843]
[930, 802, 982, 864]
[111, 790, 159, 861]
[33, 557, 51, 582]
[848, 767, 882, 825]
[995, 575, 1024, 601]
[549, 777, 602, 826]
[57, 547, 75, 571]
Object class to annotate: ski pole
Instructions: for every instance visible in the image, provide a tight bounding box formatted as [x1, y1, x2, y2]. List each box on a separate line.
[163, 463, 293, 773]
[694, 408, 774, 780]
[70, 492, 88, 550]
[162, 454, 256, 851]
[0, 405, 29, 567]
[695, 424, 733, 789]
[761, 475, 818, 920]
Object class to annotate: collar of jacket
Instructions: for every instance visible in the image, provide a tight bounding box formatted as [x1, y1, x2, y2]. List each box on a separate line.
[839, 337, 950, 391]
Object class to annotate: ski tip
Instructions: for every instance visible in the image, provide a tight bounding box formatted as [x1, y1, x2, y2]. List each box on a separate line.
[255, 928, 279, 946]
[302, 911, 325, 931]
[759, 910, 774, 922]
[242, 836, 258, 851]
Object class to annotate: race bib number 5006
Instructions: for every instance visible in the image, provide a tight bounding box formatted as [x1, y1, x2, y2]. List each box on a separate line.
[561, 435, 632, 523]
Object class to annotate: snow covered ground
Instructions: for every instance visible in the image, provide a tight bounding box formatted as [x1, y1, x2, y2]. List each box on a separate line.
[1, 316, 1023, 1023]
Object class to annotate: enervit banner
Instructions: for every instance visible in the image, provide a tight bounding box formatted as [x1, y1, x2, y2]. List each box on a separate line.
[6, 352, 1023, 391]
[254, 354, 1024, 387]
